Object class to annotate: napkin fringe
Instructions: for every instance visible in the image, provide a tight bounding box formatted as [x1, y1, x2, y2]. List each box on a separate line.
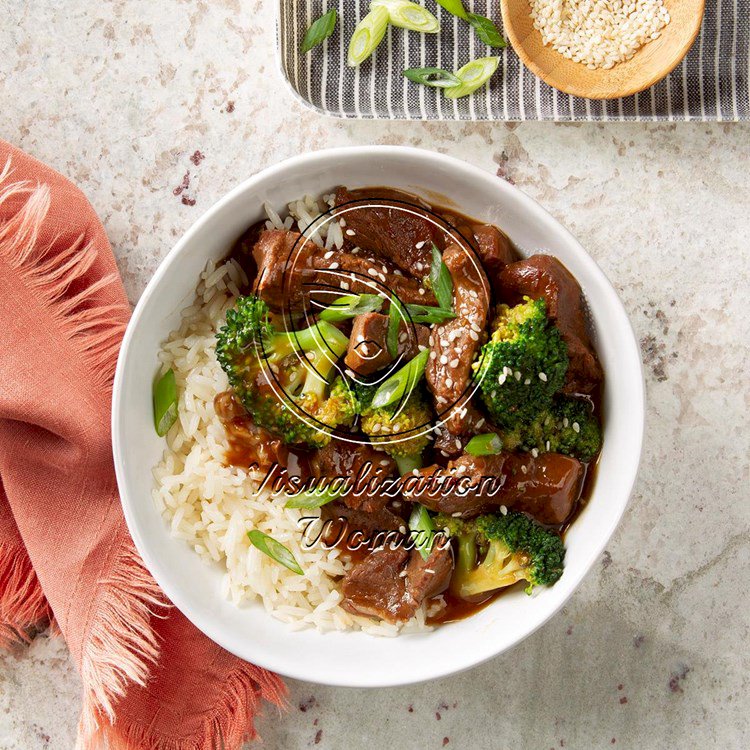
[84, 663, 286, 750]
[0, 161, 126, 393]
[77, 537, 169, 745]
[0, 542, 52, 646]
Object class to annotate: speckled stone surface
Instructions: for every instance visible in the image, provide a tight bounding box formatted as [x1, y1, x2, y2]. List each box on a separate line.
[2, 2, 749, 748]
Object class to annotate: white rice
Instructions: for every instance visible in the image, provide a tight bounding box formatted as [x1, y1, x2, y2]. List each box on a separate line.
[152, 198, 433, 635]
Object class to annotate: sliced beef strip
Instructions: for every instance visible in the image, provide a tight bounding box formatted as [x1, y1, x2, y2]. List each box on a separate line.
[404, 543, 453, 603]
[472, 225, 516, 288]
[403, 452, 583, 525]
[341, 542, 453, 622]
[312, 251, 436, 306]
[341, 545, 414, 621]
[252, 229, 316, 311]
[497, 255, 603, 394]
[426, 243, 490, 435]
[344, 312, 430, 376]
[311, 441, 396, 514]
[334, 187, 442, 278]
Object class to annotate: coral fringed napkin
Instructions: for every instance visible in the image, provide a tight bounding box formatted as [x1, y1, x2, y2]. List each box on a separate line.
[0, 141, 285, 748]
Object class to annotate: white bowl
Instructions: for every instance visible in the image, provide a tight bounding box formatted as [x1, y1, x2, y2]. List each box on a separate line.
[112, 146, 644, 687]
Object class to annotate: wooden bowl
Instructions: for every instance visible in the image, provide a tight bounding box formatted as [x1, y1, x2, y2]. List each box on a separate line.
[500, 0, 706, 99]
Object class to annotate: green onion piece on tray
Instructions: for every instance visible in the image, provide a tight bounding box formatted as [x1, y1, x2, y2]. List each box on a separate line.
[247, 530, 304, 575]
[444, 56, 501, 99]
[467, 13, 506, 48]
[429, 243, 454, 310]
[153, 368, 178, 437]
[465, 433, 503, 456]
[404, 303, 456, 324]
[348, 6, 390, 67]
[301, 8, 338, 53]
[403, 67, 462, 88]
[371, 348, 430, 410]
[373, 0, 440, 33]
[409, 503, 436, 560]
[434, 0, 468, 20]
[387, 294, 405, 358]
[318, 293, 383, 322]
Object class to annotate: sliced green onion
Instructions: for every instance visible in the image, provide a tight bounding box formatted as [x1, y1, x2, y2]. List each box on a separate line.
[301, 8, 338, 53]
[387, 294, 405, 358]
[404, 303, 456, 324]
[373, 0, 439, 32]
[465, 433, 503, 456]
[467, 13, 506, 48]
[348, 6, 390, 67]
[395, 453, 423, 475]
[444, 57, 500, 99]
[403, 67, 462, 88]
[371, 348, 429, 410]
[153, 368, 178, 437]
[247, 530, 304, 575]
[318, 293, 383, 322]
[409, 503, 435, 560]
[429, 243, 454, 310]
[285, 483, 343, 510]
[434, 0, 468, 20]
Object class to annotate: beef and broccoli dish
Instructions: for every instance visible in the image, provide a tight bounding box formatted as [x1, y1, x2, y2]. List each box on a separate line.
[154, 186, 604, 631]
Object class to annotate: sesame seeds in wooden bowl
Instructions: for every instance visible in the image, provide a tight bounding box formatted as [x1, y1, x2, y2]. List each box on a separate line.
[500, 0, 706, 99]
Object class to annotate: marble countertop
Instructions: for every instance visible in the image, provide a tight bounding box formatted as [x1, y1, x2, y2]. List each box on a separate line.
[1, 1, 748, 748]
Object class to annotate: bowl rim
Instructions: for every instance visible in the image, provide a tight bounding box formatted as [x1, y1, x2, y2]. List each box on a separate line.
[112, 145, 645, 686]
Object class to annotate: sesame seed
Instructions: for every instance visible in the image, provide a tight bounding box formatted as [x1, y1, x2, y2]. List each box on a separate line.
[469, 330, 479, 341]
[538, 372, 548, 382]
[546, 440, 551, 451]
[399, 569, 408, 578]
[329, 262, 339, 269]
[524, 378, 531, 385]
[445, 377, 453, 388]
[430, 351, 437, 360]
[425, 569, 435, 575]
[520, 464, 528, 474]
[563, 417, 569, 427]
[419, 288, 426, 296]
[415, 240, 426, 249]
[351, 247, 360, 254]
[346, 229, 356, 236]
[339, 218, 346, 227]
[514, 370, 522, 381]
[498, 373, 507, 385]
[531, 448, 539, 458]
[500, 505, 508, 515]
[449, 358, 459, 368]
[323, 251, 334, 259]
[440, 355, 448, 365]
[451, 511, 462, 517]
[418, 344, 427, 352]
[341, 281, 349, 290]
[573, 421, 581, 433]
[399, 525, 407, 534]
[367, 268, 378, 277]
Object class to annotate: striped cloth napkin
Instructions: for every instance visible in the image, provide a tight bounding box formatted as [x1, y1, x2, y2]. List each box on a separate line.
[0, 140, 285, 749]
[280, 0, 749, 121]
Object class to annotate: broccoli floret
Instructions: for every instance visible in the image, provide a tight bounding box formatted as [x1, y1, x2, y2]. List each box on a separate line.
[436, 510, 565, 598]
[216, 295, 349, 448]
[473, 297, 568, 429]
[361, 392, 432, 474]
[509, 395, 601, 462]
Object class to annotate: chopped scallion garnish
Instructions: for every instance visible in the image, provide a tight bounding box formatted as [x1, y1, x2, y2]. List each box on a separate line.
[387, 294, 405, 358]
[301, 8, 338, 54]
[466, 13, 506, 48]
[409, 503, 436, 560]
[404, 303, 456, 324]
[403, 67, 462, 88]
[318, 293, 384, 322]
[434, 0, 468, 20]
[348, 6, 390, 67]
[153, 368, 178, 437]
[373, 0, 439, 33]
[247, 530, 304, 574]
[465, 432, 504, 456]
[371, 348, 430, 410]
[429, 243, 454, 311]
[285, 484, 343, 510]
[444, 56, 501, 99]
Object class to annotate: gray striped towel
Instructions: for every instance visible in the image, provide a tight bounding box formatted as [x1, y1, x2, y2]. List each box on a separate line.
[278, 0, 749, 120]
